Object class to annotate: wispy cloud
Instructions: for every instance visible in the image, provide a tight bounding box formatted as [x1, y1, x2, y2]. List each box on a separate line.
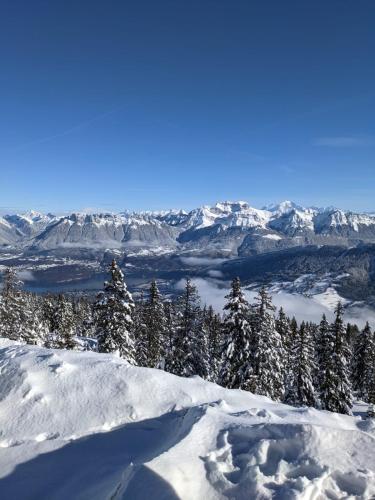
[314, 136, 373, 147]
[9, 105, 126, 152]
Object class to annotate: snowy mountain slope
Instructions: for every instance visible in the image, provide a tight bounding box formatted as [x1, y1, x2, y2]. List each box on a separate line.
[0, 216, 22, 246]
[4, 211, 56, 238]
[0, 340, 375, 499]
[264, 200, 304, 215]
[31, 212, 180, 251]
[182, 201, 271, 230]
[222, 244, 375, 306]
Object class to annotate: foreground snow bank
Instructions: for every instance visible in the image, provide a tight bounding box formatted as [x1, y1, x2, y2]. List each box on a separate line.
[0, 339, 374, 499]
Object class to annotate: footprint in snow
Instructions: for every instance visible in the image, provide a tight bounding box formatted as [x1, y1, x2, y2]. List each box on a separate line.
[48, 362, 75, 375]
[36, 353, 56, 364]
[0, 438, 24, 448]
[34, 432, 60, 442]
[203, 423, 368, 498]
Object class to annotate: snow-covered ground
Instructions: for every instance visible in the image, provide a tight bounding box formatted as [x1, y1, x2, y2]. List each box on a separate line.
[0, 340, 375, 499]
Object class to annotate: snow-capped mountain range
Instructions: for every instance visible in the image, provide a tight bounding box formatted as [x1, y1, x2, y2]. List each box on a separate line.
[2, 200, 375, 256]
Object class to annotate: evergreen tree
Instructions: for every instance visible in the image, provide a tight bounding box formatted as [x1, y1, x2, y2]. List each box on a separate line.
[352, 322, 375, 399]
[285, 321, 316, 407]
[167, 279, 206, 377]
[191, 313, 210, 379]
[41, 294, 57, 336]
[367, 373, 375, 418]
[251, 288, 285, 400]
[133, 291, 148, 366]
[94, 260, 135, 362]
[320, 303, 353, 414]
[203, 305, 222, 382]
[73, 296, 94, 338]
[143, 280, 167, 368]
[0, 267, 26, 341]
[290, 316, 298, 343]
[20, 293, 47, 346]
[315, 314, 330, 392]
[346, 322, 360, 351]
[53, 295, 76, 350]
[163, 300, 179, 373]
[219, 278, 253, 389]
[276, 308, 292, 351]
[276, 307, 292, 389]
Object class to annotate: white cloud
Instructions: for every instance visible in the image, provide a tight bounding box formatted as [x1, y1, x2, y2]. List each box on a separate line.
[207, 269, 224, 278]
[180, 257, 227, 267]
[18, 270, 35, 281]
[59, 240, 123, 249]
[175, 277, 230, 311]
[179, 278, 375, 328]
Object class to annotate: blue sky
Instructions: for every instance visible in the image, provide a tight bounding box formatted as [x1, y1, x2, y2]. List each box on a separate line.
[0, 0, 374, 213]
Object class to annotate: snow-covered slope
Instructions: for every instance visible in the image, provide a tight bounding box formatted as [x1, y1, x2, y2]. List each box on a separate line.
[182, 201, 271, 230]
[4, 211, 56, 238]
[0, 216, 21, 246]
[0, 339, 374, 499]
[31, 212, 179, 251]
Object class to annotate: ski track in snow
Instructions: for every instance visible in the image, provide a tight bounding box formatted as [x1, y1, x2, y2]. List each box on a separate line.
[0, 339, 375, 499]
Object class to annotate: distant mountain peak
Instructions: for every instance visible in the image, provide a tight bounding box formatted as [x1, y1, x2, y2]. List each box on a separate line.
[264, 200, 304, 214]
[213, 200, 250, 211]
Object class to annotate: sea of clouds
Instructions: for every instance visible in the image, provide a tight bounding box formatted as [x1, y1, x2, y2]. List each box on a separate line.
[176, 277, 375, 328]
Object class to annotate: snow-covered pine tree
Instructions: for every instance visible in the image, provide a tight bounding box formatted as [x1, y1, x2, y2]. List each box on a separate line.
[0, 267, 28, 340]
[285, 321, 317, 407]
[276, 307, 292, 390]
[346, 322, 360, 351]
[73, 296, 94, 338]
[191, 311, 211, 379]
[276, 308, 292, 350]
[320, 303, 353, 414]
[219, 277, 253, 390]
[41, 294, 57, 337]
[133, 291, 148, 366]
[332, 302, 353, 414]
[163, 299, 179, 373]
[203, 305, 223, 382]
[143, 280, 167, 368]
[94, 260, 136, 362]
[315, 314, 330, 392]
[168, 278, 207, 377]
[250, 288, 285, 400]
[367, 371, 375, 418]
[367, 326, 375, 417]
[53, 294, 76, 350]
[290, 316, 298, 343]
[352, 322, 375, 399]
[20, 292, 47, 346]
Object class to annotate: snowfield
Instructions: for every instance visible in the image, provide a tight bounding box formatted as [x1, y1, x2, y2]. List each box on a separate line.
[0, 340, 375, 499]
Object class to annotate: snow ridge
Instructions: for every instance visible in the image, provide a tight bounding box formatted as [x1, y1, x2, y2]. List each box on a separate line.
[0, 340, 374, 499]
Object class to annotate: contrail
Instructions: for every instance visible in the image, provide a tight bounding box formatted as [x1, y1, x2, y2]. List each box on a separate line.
[10, 104, 126, 151]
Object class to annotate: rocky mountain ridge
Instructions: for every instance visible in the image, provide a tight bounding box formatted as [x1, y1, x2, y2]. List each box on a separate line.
[1, 201, 375, 256]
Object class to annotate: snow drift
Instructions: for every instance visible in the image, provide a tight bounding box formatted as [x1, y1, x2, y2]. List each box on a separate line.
[0, 339, 374, 499]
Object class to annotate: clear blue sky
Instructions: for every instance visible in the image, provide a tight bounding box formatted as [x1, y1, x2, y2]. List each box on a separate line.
[0, 0, 374, 213]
